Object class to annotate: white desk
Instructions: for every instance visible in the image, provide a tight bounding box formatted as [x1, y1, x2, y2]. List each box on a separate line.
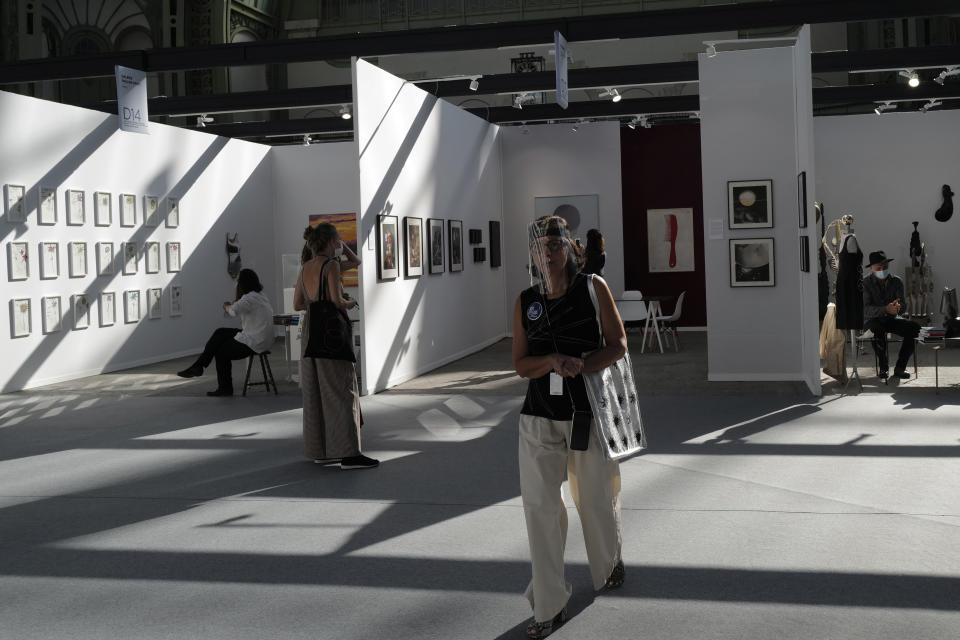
[641, 298, 665, 354]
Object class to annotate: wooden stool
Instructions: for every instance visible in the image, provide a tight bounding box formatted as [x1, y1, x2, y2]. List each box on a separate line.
[242, 351, 278, 396]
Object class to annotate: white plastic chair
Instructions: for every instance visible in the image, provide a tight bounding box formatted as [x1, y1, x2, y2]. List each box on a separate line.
[615, 290, 648, 327]
[651, 291, 686, 352]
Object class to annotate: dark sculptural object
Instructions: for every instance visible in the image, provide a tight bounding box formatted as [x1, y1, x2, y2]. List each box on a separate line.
[909, 221, 922, 267]
[935, 184, 954, 222]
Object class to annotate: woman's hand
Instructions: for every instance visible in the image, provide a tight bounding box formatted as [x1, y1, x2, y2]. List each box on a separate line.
[551, 354, 583, 377]
[345, 299, 359, 310]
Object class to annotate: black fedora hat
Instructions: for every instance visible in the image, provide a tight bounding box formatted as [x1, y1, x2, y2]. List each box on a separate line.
[868, 251, 893, 267]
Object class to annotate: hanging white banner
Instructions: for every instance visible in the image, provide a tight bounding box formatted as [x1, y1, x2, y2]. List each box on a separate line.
[115, 65, 149, 134]
[554, 31, 568, 110]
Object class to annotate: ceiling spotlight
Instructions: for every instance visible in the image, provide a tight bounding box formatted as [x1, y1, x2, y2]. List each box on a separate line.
[513, 93, 534, 109]
[920, 99, 943, 113]
[196, 114, 213, 127]
[339, 104, 352, 120]
[705, 43, 718, 58]
[899, 69, 920, 87]
[627, 118, 637, 130]
[934, 66, 960, 85]
[599, 87, 621, 103]
[874, 101, 895, 115]
[469, 76, 480, 91]
[302, 134, 312, 146]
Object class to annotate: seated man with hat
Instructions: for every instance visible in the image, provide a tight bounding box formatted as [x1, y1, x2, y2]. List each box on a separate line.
[862, 250, 921, 380]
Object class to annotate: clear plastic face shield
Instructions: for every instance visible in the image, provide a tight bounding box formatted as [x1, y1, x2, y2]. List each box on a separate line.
[528, 216, 579, 296]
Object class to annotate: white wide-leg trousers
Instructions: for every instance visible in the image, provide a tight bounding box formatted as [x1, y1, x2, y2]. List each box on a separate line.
[518, 413, 623, 622]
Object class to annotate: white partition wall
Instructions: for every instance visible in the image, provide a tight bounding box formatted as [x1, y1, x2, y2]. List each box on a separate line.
[698, 27, 820, 394]
[353, 59, 506, 395]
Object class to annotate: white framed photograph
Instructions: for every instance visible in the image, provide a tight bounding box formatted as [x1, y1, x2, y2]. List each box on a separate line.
[99, 291, 116, 327]
[10, 298, 31, 338]
[119, 193, 136, 227]
[728, 180, 773, 229]
[4, 184, 26, 222]
[42, 296, 62, 333]
[145, 242, 160, 273]
[72, 294, 90, 329]
[124, 290, 140, 323]
[94, 191, 112, 226]
[38, 186, 57, 225]
[122, 242, 138, 275]
[147, 287, 162, 319]
[448, 219, 464, 273]
[166, 197, 179, 228]
[730, 238, 776, 287]
[39, 242, 59, 280]
[170, 285, 183, 316]
[7, 242, 29, 280]
[144, 195, 160, 227]
[66, 189, 85, 225]
[97, 242, 114, 276]
[166, 241, 181, 272]
[68, 242, 87, 278]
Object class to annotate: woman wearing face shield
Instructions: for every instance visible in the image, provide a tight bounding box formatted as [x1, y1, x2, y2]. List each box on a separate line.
[511, 216, 628, 638]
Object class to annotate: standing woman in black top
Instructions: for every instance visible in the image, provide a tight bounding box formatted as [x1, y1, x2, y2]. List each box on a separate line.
[512, 216, 628, 639]
[582, 228, 606, 276]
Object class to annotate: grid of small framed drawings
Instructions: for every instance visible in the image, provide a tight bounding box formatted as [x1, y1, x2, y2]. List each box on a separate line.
[3, 184, 185, 338]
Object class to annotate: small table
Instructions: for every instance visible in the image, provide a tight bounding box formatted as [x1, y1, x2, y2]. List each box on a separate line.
[913, 337, 960, 394]
[641, 295, 673, 354]
[273, 314, 301, 381]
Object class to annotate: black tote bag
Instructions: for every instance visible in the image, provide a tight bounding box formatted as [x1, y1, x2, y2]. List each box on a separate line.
[303, 259, 355, 362]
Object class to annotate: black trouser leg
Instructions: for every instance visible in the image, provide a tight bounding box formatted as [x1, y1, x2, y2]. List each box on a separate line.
[197, 328, 242, 369]
[887, 317, 921, 373]
[865, 319, 889, 373]
[213, 336, 255, 392]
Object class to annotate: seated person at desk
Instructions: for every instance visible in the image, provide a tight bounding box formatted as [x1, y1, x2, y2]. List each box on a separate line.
[862, 251, 920, 380]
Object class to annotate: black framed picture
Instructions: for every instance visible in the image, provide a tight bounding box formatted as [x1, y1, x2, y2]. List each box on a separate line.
[728, 180, 773, 229]
[449, 219, 463, 272]
[377, 214, 399, 280]
[730, 237, 775, 287]
[403, 216, 423, 277]
[800, 235, 810, 273]
[489, 220, 501, 268]
[428, 218, 445, 274]
[797, 171, 807, 229]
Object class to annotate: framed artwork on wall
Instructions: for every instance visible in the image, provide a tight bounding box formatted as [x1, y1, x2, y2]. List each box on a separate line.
[39, 242, 59, 280]
[147, 288, 162, 319]
[124, 290, 140, 323]
[647, 208, 695, 273]
[42, 296, 61, 333]
[66, 189, 85, 226]
[72, 294, 90, 329]
[4, 184, 26, 222]
[166, 242, 181, 272]
[403, 216, 423, 277]
[68, 242, 87, 278]
[730, 238, 775, 287]
[8, 242, 29, 280]
[166, 197, 179, 228]
[800, 236, 811, 273]
[428, 218, 445, 274]
[145, 242, 160, 274]
[97, 242, 114, 276]
[38, 186, 57, 225]
[534, 194, 599, 236]
[10, 298, 31, 337]
[119, 193, 136, 227]
[94, 191, 112, 226]
[728, 180, 773, 229]
[377, 214, 399, 280]
[170, 285, 183, 316]
[99, 292, 116, 327]
[122, 242, 138, 275]
[448, 219, 464, 272]
[797, 172, 808, 229]
[144, 195, 160, 227]
[489, 220, 501, 268]
[308, 213, 359, 287]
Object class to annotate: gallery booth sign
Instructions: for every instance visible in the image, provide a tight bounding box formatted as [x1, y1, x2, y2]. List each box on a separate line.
[115, 65, 149, 134]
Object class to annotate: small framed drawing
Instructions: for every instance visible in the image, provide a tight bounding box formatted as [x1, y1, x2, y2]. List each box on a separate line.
[145, 242, 160, 274]
[8, 242, 29, 280]
[119, 193, 136, 227]
[403, 217, 423, 277]
[4, 184, 26, 222]
[99, 291, 116, 327]
[728, 180, 773, 229]
[730, 238, 775, 287]
[94, 191, 112, 226]
[800, 236, 811, 273]
[66, 189, 85, 225]
[489, 220, 501, 268]
[166, 241, 181, 272]
[144, 195, 160, 227]
[428, 218, 445, 275]
[97, 242, 114, 276]
[124, 290, 140, 323]
[10, 298, 31, 338]
[68, 242, 87, 278]
[42, 296, 61, 333]
[797, 171, 808, 229]
[448, 219, 464, 273]
[39, 242, 59, 280]
[122, 242, 138, 275]
[166, 197, 179, 228]
[147, 288, 162, 319]
[377, 214, 399, 280]
[38, 186, 57, 225]
[170, 285, 183, 316]
[72, 294, 90, 329]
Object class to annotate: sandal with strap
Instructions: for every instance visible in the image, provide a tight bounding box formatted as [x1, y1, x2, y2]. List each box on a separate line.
[525, 608, 567, 639]
[604, 560, 625, 589]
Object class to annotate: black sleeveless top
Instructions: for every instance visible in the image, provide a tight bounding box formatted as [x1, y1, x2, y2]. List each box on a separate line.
[835, 235, 864, 330]
[520, 273, 602, 421]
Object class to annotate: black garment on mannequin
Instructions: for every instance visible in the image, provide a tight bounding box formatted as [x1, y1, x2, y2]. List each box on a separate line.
[197, 327, 255, 392]
[835, 235, 864, 330]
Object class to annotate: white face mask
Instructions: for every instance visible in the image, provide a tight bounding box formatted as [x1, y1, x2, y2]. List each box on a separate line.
[875, 269, 888, 279]
[333, 241, 344, 257]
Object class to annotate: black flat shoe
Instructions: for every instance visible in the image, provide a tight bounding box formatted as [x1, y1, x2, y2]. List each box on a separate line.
[340, 454, 379, 469]
[206, 389, 233, 397]
[177, 364, 203, 378]
[891, 370, 911, 380]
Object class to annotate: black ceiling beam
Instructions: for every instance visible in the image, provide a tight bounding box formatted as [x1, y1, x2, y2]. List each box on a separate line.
[814, 44, 960, 73]
[471, 95, 701, 124]
[3, 0, 958, 84]
[813, 82, 960, 105]
[199, 116, 352, 138]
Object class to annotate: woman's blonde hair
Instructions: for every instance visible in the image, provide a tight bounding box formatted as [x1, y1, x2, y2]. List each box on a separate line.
[307, 223, 338, 254]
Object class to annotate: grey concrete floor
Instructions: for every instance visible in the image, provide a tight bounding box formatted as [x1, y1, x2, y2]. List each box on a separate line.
[0, 335, 958, 640]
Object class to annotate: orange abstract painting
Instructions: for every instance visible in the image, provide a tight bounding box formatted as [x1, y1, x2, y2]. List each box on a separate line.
[309, 213, 359, 287]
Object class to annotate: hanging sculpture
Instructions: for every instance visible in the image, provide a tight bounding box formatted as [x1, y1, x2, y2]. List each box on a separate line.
[226, 233, 242, 279]
[935, 184, 954, 222]
[904, 222, 933, 318]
